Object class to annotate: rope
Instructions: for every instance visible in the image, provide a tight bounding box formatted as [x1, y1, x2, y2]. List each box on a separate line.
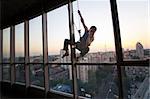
[77, 0, 81, 30]
[76, 0, 81, 38]
[69, 0, 81, 39]
[74, 23, 81, 38]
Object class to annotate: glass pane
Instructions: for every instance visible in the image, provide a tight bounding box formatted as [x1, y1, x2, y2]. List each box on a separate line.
[49, 65, 72, 94]
[122, 66, 149, 99]
[3, 28, 10, 62]
[30, 64, 44, 87]
[15, 23, 24, 63]
[15, 64, 25, 83]
[47, 6, 69, 62]
[3, 28, 10, 81]
[29, 16, 43, 63]
[77, 65, 118, 99]
[3, 64, 10, 80]
[72, 0, 116, 63]
[117, 0, 149, 60]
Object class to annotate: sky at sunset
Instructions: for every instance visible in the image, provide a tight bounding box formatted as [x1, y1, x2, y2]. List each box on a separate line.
[2, 0, 149, 57]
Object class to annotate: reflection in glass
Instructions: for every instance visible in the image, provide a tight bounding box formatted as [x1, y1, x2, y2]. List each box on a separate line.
[30, 64, 44, 87]
[49, 65, 72, 94]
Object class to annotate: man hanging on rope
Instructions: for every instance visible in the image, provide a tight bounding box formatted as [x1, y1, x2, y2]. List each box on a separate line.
[62, 10, 97, 59]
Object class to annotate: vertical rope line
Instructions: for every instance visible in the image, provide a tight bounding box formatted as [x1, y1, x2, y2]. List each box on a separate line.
[77, 0, 81, 32]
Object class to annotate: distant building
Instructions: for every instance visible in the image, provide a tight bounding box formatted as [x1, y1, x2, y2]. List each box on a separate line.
[77, 52, 116, 83]
[77, 57, 89, 82]
[60, 49, 72, 80]
[59, 50, 116, 83]
[49, 66, 69, 81]
[60, 49, 70, 69]
[125, 67, 149, 78]
[136, 42, 144, 59]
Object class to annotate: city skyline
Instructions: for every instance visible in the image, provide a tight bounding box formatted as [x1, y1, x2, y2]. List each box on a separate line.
[2, 0, 149, 57]
[1, 0, 149, 99]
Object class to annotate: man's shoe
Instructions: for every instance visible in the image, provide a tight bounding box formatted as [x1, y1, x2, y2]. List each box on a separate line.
[62, 52, 69, 58]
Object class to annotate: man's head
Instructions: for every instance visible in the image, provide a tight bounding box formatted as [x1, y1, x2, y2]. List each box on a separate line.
[90, 26, 97, 31]
[89, 26, 97, 35]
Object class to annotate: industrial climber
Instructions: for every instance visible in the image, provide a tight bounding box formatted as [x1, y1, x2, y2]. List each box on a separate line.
[62, 10, 97, 60]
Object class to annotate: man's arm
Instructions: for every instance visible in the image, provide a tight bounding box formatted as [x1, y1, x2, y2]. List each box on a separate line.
[78, 10, 88, 32]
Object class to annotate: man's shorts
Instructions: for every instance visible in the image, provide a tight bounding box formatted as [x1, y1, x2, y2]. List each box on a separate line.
[76, 41, 89, 56]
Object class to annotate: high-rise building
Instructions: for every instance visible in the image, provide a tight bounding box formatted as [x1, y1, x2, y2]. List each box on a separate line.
[77, 57, 89, 82]
[136, 42, 144, 59]
[60, 49, 72, 80]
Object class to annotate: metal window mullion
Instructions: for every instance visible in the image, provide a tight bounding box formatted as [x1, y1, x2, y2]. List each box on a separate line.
[10, 26, 15, 85]
[24, 20, 30, 88]
[110, 0, 124, 99]
[0, 30, 3, 81]
[42, 12, 49, 94]
[68, 1, 78, 99]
